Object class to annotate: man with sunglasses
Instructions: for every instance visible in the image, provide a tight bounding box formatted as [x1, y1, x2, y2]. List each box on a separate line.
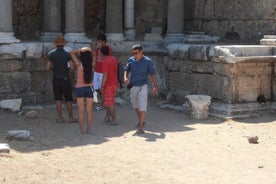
[124, 44, 158, 134]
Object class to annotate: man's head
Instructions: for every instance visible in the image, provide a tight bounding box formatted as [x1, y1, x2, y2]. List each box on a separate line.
[97, 34, 107, 47]
[132, 44, 143, 60]
[53, 35, 66, 47]
[100, 45, 109, 56]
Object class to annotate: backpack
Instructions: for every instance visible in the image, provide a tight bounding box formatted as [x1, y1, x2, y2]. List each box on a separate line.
[117, 62, 124, 88]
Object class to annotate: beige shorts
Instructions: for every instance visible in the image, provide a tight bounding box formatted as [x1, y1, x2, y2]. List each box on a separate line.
[130, 84, 148, 111]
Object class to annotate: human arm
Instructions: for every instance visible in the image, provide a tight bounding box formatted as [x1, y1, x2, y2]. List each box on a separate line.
[70, 49, 81, 67]
[46, 60, 52, 71]
[151, 74, 158, 96]
[101, 73, 108, 92]
[123, 70, 129, 85]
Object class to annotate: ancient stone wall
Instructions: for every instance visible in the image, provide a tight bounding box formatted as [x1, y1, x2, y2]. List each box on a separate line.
[12, 0, 276, 43]
[184, 0, 276, 43]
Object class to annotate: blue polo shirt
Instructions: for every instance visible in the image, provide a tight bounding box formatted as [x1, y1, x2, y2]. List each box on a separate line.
[125, 55, 155, 86]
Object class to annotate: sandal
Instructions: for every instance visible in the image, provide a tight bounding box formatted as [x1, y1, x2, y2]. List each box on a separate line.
[136, 128, 145, 134]
[136, 122, 146, 128]
[56, 118, 64, 124]
[68, 119, 78, 123]
[104, 117, 110, 123]
[108, 122, 118, 126]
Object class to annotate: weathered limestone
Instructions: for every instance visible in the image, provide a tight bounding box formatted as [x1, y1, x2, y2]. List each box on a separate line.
[165, 0, 185, 42]
[260, 35, 276, 46]
[124, 0, 135, 40]
[6, 130, 32, 141]
[64, 0, 90, 43]
[0, 99, 22, 112]
[0, 43, 26, 59]
[106, 0, 124, 41]
[0, 0, 19, 43]
[144, 27, 163, 42]
[0, 143, 10, 153]
[186, 95, 211, 119]
[39, 0, 62, 42]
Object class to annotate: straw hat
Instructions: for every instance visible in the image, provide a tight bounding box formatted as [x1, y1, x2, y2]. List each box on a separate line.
[53, 36, 67, 46]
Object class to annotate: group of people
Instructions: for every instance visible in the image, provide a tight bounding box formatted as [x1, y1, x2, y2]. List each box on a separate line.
[46, 34, 158, 134]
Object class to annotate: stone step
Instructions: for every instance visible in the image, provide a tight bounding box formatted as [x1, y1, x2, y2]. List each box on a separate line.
[209, 102, 270, 119]
[263, 35, 276, 39]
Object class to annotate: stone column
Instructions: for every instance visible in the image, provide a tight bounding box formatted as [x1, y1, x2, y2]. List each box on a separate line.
[165, 0, 185, 42]
[64, 0, 90, 43]
[124, 0, 135, 41]
[106, 0, 124, 41]
[0, 0, 19, 43]
[39, 0, 62, 42]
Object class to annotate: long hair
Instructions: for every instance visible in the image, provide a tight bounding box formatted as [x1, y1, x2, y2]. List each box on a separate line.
[80, 51, 93, 84]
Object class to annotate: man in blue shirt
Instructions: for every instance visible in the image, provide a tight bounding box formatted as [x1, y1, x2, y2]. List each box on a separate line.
[124, 44, 158, 134]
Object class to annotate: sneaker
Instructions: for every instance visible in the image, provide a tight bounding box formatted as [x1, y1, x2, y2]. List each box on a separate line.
[94, 106, 104, 111]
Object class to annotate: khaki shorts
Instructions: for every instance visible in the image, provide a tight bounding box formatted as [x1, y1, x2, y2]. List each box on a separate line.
[130, 84, 148, 111]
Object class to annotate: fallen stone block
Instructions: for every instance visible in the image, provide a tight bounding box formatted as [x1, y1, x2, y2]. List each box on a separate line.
[25, 110, 38, 119]
[0, 143, 10, 153]
[0, 99, 22, 112]
[6, 130, 33, 141]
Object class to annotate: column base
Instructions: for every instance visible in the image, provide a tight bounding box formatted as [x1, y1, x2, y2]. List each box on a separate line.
[124, 29, 135, 41]
[260, 35, 276, 46]
[64, 33, 91, 43]
[0, 32, 20, 44]
[164, 33, 185, 43]
[39, 32, 63, 42]
[106, 33, 125, 41]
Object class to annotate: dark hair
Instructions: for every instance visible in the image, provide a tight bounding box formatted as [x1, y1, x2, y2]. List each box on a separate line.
[97, 34, 107, 42]
[80, 51, 93, 84]
[100, 46, 109, 56]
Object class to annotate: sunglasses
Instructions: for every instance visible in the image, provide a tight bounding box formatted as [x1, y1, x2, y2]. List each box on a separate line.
[132, 50, 141, 55]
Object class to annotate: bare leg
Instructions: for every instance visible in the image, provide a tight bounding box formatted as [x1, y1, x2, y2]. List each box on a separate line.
[135, 108, 146, 133]
[65, 101, 74, 121]
[55, 100, 63, 122]
[86, 98, 93, 133]
[109, 105, 116, 124]
[105, 107, 111, 122]
[77, 98, 85, 133]
[96, 89, 102, 105]
[139, 111, 146, 127]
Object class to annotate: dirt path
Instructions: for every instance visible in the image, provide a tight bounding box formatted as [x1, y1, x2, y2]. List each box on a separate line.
[1, 102, 276, 184]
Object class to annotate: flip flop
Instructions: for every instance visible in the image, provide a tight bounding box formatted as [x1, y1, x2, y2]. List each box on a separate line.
[108, 122, 118, 126]
[136, 128, 145, 134]
[56, 118, 64, 124]
[104, 117, 110, 123]
[68, 119, 78, 123]
[136, 122, 146, 128]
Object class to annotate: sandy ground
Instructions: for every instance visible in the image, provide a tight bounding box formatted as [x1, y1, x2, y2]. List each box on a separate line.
[0, 99, 276, 184]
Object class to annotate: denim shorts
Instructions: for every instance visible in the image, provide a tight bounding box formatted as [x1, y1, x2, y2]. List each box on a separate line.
[75, 86, 94, 98]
